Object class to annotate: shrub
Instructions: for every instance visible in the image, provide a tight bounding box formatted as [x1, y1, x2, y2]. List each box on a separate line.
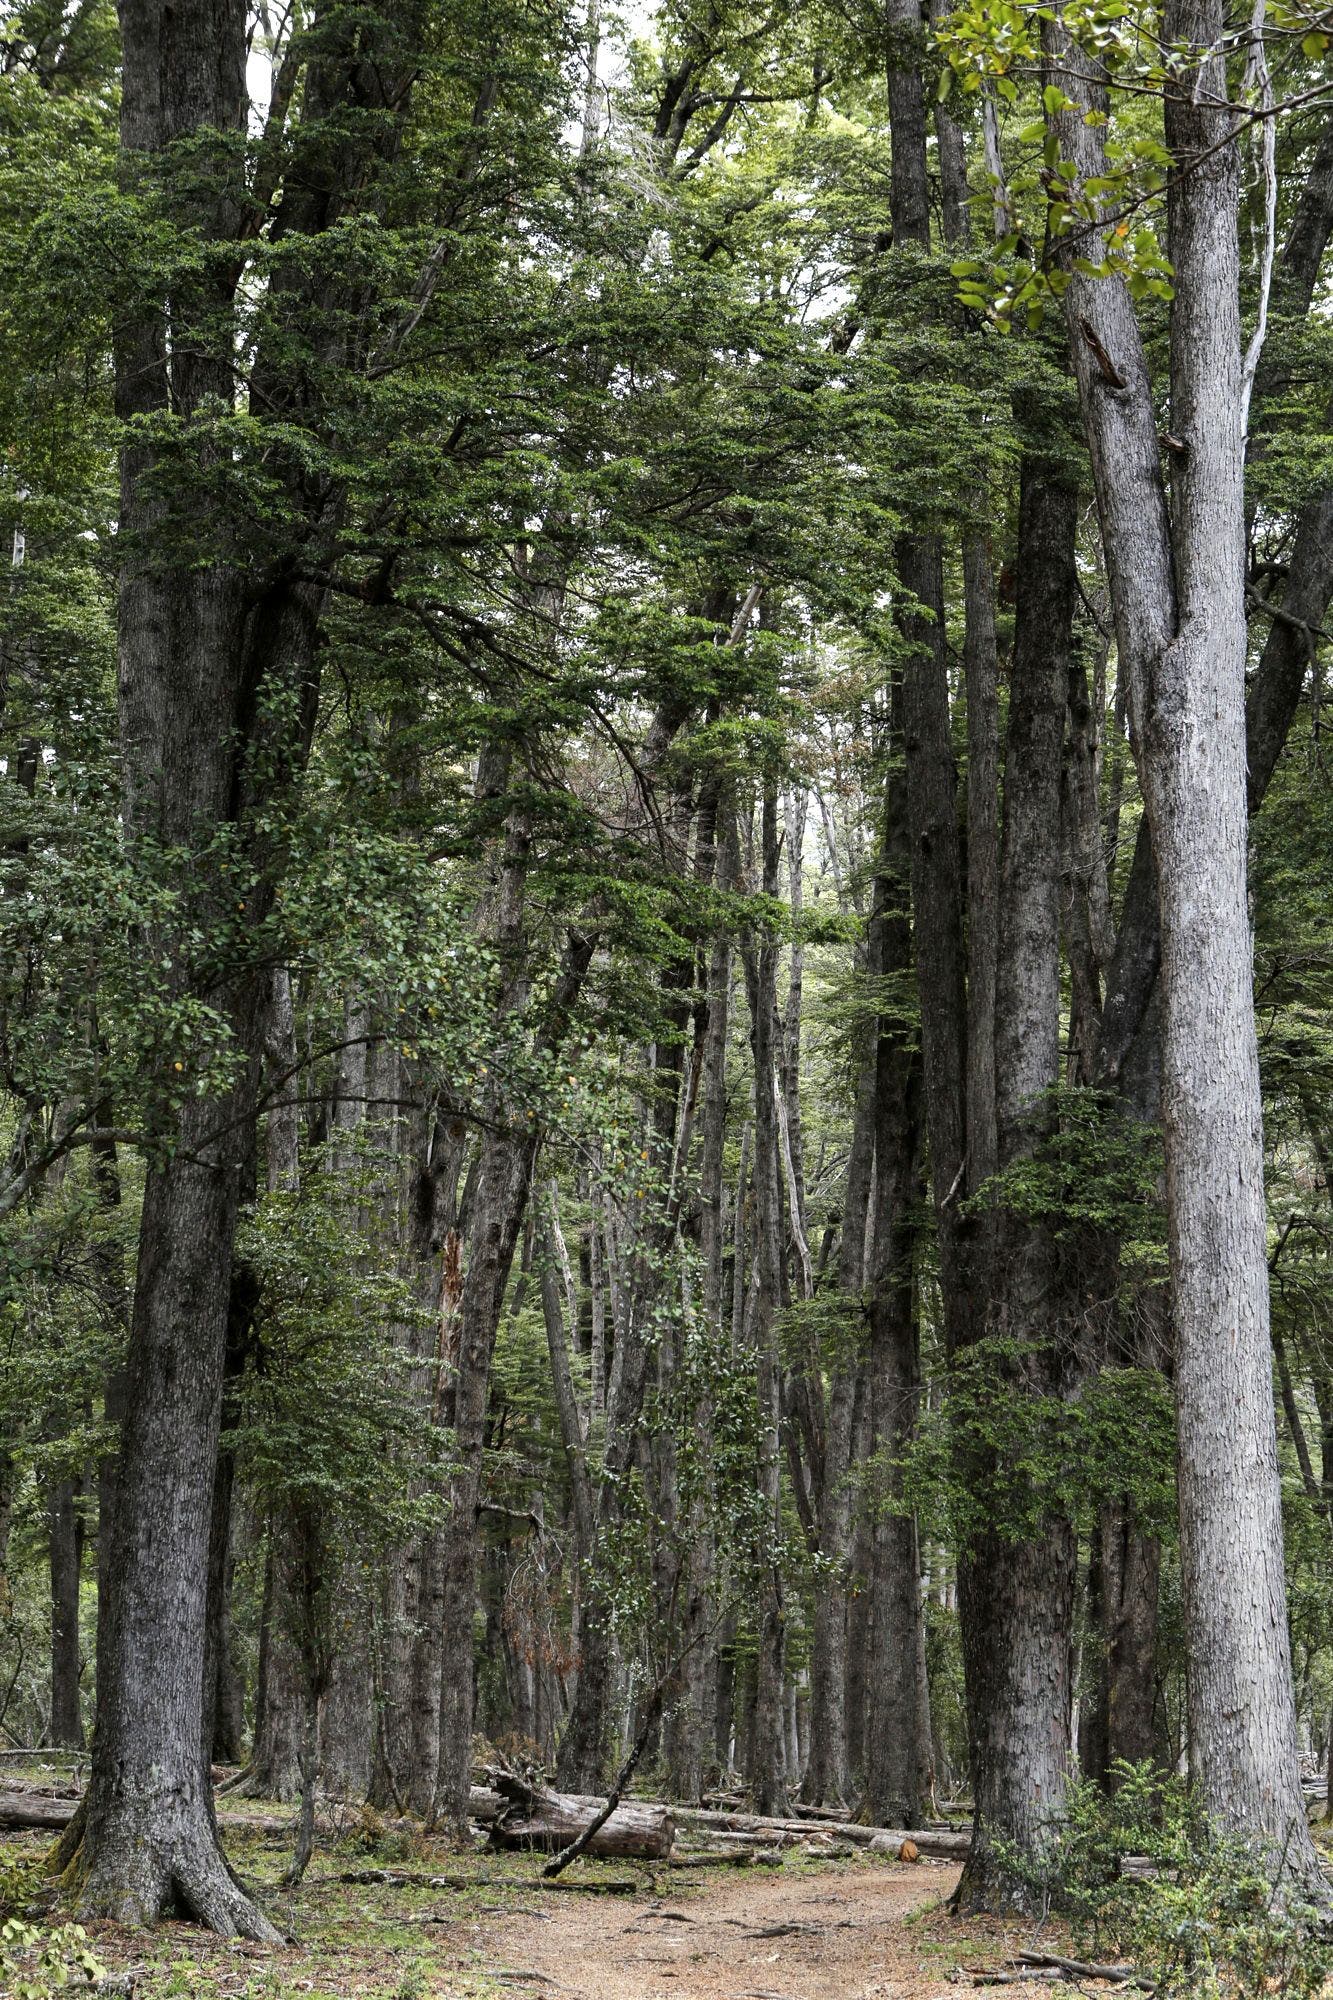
[1006, 1765, 1332, 1999]
[0, 1915, 106, 1997]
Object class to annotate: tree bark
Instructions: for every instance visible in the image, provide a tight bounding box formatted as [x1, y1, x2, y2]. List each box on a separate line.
[1050, 0, 1323, 1885]
[435, 1040, 540, 1824]
[490, 1786, 675, 1860]
[954, 459, 1080, 1912]
[250, 1545, 304, 1800]
[862, 697, 930, 1829]
[741, 779, 791, 1819]
[47, 1476, 83, 1750]
[69, 0, 421, 1932]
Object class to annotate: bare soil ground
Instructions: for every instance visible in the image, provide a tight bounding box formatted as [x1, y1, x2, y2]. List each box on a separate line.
[473, 1861, 1068, 2000]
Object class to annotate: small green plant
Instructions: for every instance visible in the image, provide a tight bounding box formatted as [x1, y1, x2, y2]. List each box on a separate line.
[0, 1915, 107, 1997]
[0, 1853, 41, 1920]
[392, 1962, 431, 2000]
[1005, 1765, 1333, 1999]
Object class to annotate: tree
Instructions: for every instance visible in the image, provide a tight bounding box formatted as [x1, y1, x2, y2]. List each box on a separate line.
[1041, 0, 1325, 1889]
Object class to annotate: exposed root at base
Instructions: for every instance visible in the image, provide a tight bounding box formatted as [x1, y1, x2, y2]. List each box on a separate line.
[64, 1830, 281, 1944]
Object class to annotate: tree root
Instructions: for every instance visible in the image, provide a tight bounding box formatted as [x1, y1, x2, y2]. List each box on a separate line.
[65, 1822, 280, 1943]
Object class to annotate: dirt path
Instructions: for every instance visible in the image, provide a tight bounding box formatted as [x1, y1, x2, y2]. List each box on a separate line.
[480, 1863, 1064, 2000]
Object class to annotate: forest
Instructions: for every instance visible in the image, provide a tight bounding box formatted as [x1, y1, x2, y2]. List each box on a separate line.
[0, 0, 1331, 1992]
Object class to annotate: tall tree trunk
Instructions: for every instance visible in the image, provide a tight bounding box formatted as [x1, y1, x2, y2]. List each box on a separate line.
[742, 779, 790, 1818]
[1050, 0, 1323, 1883]
[802, 787, 883, 1811]
[206, 1461, 245, 1767]
[435, 1128, 538, 1825]
[862, 730, 929, 1827]
[434, 771, 538, 1827]
[73, 1103, 273, 1930]
[954, 459, 1080, 1911]
[250, 1545, 304, 1799]
[665, 789, 735, 1803]
[1083, 1017, 1168, 1788]
[69, 0, 418, 1931]
[47, 1476, 83, 1750]
[963, 534, 1000, 1192]
[64, 0, 276, 1937]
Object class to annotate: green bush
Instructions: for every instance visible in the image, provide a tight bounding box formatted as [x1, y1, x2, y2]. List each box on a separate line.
[1003, 1765, 1332, 1999]
[0, 1915, 106, 1997]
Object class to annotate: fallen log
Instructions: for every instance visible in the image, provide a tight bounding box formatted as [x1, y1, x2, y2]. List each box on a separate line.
[1016, 1950, 1147, 1987]
[673, 1803, 968, 1860]
[668, 1849, 783, 1869]
[0, 1791, 77, 1831]
[489, 1785, 674, 1861]
[339, 1868, 638, 1895]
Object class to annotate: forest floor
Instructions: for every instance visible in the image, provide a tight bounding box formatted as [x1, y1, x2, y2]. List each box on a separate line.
[0, 1798, 1103, 2000]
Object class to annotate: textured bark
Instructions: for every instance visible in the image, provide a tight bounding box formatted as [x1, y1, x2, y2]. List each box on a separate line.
[70, 0, 265, 1936]
[47, 1476, 83, 1750]
[70, 0, 421, 1932]
[72, 1107, 276, 1934]
[800, 1419, 852, 1808]
[250, 1547, 303, 1800]
[372, 1088, 461, 1817]
[90, 1132, 128, 1702]
[885, 0, 931, 247]
[490, 1790, 675, 1859]
[931, 0, 971, 251]
[963, 533, 1000, 1193]
[205, 1260, 255, 1771]
[1081, 1487, 1163, 1785]
[435, 1126, 538, 1825]
[844, 1372, 873, 1783]
[665, 790, 736, 1804]
[205, 1454, 245, 1768]
[742, 779, 792, 1819]
[1083, 1024, 1168, 1790]
[1060, 645, 1115, 1089]
[317, 1017, 378, 1803]
[430, 748, 541, 1823]
[954, 461, 1080, 1913]
[862, 713, 930, 1829]
[1050, 0, 1322, 1885]
[802, 802, 884, 1810]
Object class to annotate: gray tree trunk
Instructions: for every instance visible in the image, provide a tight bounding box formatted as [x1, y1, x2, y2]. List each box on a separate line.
[862, 695, 930, 1828]
[1051, 0, 1323, 1885]
[954, 459, 1080, 1912]
[47, 1476, 83, 1750]
[741, 779, 791, 1818]
[69, 0, 421, 1934]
